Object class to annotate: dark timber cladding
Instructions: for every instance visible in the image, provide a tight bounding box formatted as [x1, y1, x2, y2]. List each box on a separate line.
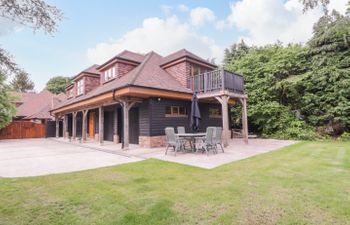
[139, 98, 222, 136]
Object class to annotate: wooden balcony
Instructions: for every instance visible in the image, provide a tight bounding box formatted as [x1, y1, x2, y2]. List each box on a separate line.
[187, 69, 244, 96]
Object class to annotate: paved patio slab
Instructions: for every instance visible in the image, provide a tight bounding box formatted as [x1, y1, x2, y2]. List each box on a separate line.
[57, 138, 297, 169]
[0, 139, 143, 178]
[0, 138, 297, 177]
[141, 139, 297, 169]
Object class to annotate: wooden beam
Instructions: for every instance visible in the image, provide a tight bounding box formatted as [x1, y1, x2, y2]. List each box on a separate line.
[51, 87, 193, 114]
[98, 106, 104, 145]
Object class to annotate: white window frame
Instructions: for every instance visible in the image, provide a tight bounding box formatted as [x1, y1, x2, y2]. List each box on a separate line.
[77, 79, 84, 95]
[104, 66, 116, 82]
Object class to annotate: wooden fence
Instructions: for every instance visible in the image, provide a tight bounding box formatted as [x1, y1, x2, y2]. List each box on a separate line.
[0, 121, 46, 140]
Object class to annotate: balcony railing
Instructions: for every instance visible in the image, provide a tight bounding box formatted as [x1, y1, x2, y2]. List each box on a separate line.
[187, 69, 244, 94]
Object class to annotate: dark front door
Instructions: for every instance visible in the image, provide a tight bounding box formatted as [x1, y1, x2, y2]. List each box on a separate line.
[103, 110, 114, 141]
[129, 107, 139, 144]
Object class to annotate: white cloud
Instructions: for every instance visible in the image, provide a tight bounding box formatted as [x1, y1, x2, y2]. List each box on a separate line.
[87, 16, 223, 64]
[178, 4, 189, 12]
[190, 7, 216, 27]
[227, 0, 348, 45]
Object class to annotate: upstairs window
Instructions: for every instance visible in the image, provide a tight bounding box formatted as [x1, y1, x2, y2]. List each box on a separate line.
[104, 66, 116, 81]
[77, 79, 84, 95]
[165, 106, 187, 117]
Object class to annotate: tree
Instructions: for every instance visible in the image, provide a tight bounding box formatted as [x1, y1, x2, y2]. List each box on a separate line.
[0, 73, 16, 129]
[300, 0, 330, 13]
[300, 11, 350, 135]
[10, 72, 34, 92]
[46, 76, 71, 94]
[0, 0, 62, 128]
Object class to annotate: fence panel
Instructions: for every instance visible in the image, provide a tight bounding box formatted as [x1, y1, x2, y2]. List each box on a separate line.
[0, 121, 46, 140]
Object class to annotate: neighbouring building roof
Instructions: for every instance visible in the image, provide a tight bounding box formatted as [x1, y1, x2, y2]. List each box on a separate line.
[15, 90, 66, 120]
[53, 49, 217, 110]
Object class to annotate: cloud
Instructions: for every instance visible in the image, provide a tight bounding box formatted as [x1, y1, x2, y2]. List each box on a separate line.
[227, 0, 349, 45]
[178, 4, 189, 12]
[87, 16, 223, 64]
[190, 7, 216, 27]
[160, 5, 172, 16]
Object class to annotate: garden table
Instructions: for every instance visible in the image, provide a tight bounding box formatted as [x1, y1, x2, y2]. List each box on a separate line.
[177, 133, 206, 152]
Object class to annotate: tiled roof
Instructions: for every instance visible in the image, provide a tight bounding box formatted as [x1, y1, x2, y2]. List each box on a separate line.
[118, 50, 145, 62]
[71, 64, 100, 81]
[53, 49, 216, 110]
[16, 90, 66, 119]
[160, 49, 216, 67]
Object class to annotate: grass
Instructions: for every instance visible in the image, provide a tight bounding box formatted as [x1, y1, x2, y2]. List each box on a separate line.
[1, 141, 350, 225]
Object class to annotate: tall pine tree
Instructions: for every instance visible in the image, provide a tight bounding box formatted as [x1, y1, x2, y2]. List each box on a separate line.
[10, 72, 35, 93]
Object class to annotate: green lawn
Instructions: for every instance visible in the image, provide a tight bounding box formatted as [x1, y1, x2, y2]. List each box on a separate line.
[1, 141, 350, 225]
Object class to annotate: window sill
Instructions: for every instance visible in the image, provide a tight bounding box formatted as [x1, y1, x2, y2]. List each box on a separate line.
[165, 114, 188, 118]
[103, 77, 116, 84]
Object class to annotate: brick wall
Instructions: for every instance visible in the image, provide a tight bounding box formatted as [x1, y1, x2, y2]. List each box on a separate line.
[116, 62, 136, 78]
[139, 135, 166, 148]
[164, 61, 191, 86]
[85, 76, 100, 94]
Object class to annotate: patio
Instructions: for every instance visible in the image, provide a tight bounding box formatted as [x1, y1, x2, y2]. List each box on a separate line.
[55, 137, 297, 169]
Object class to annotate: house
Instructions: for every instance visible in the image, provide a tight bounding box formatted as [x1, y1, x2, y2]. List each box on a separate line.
[51, 49, 248, 149]
[0, 90, 66, 139]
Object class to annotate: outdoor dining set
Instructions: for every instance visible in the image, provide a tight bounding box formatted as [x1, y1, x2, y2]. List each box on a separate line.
[164, 126, 224, 156]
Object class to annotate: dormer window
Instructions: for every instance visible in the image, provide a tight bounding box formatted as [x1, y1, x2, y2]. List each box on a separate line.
[77, 79, 84, 95]
[104, 66, 116, 81]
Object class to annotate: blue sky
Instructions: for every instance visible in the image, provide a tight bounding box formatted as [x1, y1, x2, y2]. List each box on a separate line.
[0, 0, 347, 91]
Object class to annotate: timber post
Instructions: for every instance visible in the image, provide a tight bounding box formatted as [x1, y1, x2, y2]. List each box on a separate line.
[113, 107, 119, 144]
[82, 110, 88, 141]
[215, 95, 230, 147]
[63, 114, 68, 139]
[72, 112, 77, 140]
[120, 99, 138, 150]
[99, 106, 104, 145]
[242, 98, 248, 144]
[55, 116, 60, 138]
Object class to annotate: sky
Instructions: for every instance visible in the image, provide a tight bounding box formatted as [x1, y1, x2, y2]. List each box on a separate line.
[0, 0, 348, 91]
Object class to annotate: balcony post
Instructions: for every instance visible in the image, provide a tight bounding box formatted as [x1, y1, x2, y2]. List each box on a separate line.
[221, 68, 225, 90]
[215, 95, 230, 147]
[242, 98, 249, 144]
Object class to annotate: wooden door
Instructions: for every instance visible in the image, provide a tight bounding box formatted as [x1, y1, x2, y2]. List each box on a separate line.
[88, 112, 95, 138]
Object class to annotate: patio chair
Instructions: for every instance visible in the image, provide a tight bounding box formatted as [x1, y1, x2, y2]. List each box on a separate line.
[195, 127, 216, 155]
[165, 127, 184, 156]
[213, 127, 224, 153]
[177, 126, 186, 134]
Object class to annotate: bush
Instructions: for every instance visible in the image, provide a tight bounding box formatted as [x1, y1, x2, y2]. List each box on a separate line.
[269, 120, 317, 140]
[339, 132, 350, 141]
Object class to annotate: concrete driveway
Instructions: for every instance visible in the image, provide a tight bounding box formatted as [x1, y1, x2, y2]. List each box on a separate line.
[0, 139, 143, 178]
